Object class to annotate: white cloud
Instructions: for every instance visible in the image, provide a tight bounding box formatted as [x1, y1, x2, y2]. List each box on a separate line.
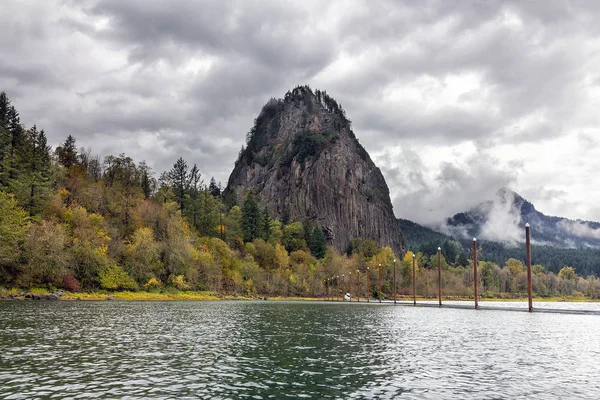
[2, 0, 600, 224]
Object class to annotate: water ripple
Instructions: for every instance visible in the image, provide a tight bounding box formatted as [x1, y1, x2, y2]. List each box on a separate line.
[1, 301, 600, 399]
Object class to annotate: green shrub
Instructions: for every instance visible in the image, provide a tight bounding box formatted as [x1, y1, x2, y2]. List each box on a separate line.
[99, 265, 138, 291]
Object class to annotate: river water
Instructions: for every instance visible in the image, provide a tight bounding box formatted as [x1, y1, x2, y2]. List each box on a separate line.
[1, 300, 599, 399]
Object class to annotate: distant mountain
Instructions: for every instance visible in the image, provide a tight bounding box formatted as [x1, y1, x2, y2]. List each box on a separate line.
[399, 215, 600, 276]
[442, 188, 600, 248]
[398, 218, 454, 250]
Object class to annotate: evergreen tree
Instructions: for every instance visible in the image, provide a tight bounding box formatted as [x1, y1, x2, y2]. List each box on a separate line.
[169, 157, 189, 212]
[25, 126, 52, 215]
[185, 164, 202, 227]
[242, 193, 261, 242]
[55, 135, 79, 168]
[261, 206, 272, 241]
[209, 177, 221, 197]
[0, 92, 10, 126]
[138, 161, 155, 199]
[308, 226, 327, 259]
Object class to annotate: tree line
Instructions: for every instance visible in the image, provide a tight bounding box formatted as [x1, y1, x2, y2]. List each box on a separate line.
[1, 90, 598, 299]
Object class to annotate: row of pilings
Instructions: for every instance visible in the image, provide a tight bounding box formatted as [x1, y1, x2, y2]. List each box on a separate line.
[324, 223, 534, 312]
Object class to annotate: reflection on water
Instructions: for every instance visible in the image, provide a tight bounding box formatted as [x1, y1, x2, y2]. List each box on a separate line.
[1, 301, 600, 399]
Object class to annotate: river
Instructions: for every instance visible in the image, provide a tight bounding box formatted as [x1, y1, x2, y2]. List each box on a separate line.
[1, 300, 599, 399]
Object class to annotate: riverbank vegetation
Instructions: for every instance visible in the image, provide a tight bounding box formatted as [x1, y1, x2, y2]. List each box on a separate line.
[1, 90, 600, 300]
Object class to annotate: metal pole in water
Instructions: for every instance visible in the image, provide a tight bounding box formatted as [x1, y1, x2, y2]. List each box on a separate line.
[366, 267, 370, 302]
[526, 223, 533, 312]
[473, 238, 478, 309]
[412, 253, 416, 306]
[438, 247, 442, 307]
[393, 259, 397, 305]
[378, 263, 382, 303]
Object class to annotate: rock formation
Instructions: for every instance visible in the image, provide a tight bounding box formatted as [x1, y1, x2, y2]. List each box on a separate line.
[225, 86, 405, 257]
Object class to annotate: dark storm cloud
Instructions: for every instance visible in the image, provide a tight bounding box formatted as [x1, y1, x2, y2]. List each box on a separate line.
[2, 0, 600, 223]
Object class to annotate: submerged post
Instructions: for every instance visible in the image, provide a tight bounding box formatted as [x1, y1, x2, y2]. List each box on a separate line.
[412, 253, 416, 305]
[393, 259, 397, 304]
[526, 223, 533, 312]
[473, 238, 478, 309]
[366, 267, 370, 302]
[378, 263, 382, 303]
[437, 247, 442, 307]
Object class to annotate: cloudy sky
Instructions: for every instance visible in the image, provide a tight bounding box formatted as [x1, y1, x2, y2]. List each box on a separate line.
[3, 0, 600, 225]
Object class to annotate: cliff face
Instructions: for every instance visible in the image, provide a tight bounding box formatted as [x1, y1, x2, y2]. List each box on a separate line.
[225, 86, 406, 257]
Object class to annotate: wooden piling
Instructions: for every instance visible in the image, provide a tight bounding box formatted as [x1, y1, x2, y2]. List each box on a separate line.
[526, 223, 533, 312]
[473, 238, 478, 309]
[438, 247, 442, 307]
[366, 267, 370, 302]
[378, 263, 382, 303]
[356, 270, 360, 302]
[393, 259, 397, 305]
[412, 253, 416, 305]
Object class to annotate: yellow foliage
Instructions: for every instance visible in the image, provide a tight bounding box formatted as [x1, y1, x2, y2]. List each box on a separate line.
[169, 275, 191, 290]
[57, 187, 70, 198]
[95, 245, 108, 256]
[144, 277, 162, 289]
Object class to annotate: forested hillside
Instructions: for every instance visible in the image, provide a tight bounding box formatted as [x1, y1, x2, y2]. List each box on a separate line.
[1, 90, 599, 299]
[0, 91, 401, 297]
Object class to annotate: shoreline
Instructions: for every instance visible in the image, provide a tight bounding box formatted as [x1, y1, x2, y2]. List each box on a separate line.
[1, 288, 599, 302]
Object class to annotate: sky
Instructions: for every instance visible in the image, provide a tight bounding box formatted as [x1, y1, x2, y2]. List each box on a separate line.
[3, 0, 600, 226]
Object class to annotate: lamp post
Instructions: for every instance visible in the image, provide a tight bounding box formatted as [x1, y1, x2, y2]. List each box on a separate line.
[378, 263, 382, 303]
[393, 259, 397, 305]
[412, 253, 416, 305]
[366, 267, 370, 302]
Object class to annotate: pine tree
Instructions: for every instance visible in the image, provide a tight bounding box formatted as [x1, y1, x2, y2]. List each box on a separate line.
[209, 177, 221, 197]
[261, 206, 272, 241]
[169, 157, 189, 212]
[308, 226, 327, 259]
[138, 161, 155, 199]
[186, 164, 202, 227]
[26, 126, 52, 215]
[55, 135, 78, 168]
[0, 92, 11, 128]
[241, 193, 261, 242]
